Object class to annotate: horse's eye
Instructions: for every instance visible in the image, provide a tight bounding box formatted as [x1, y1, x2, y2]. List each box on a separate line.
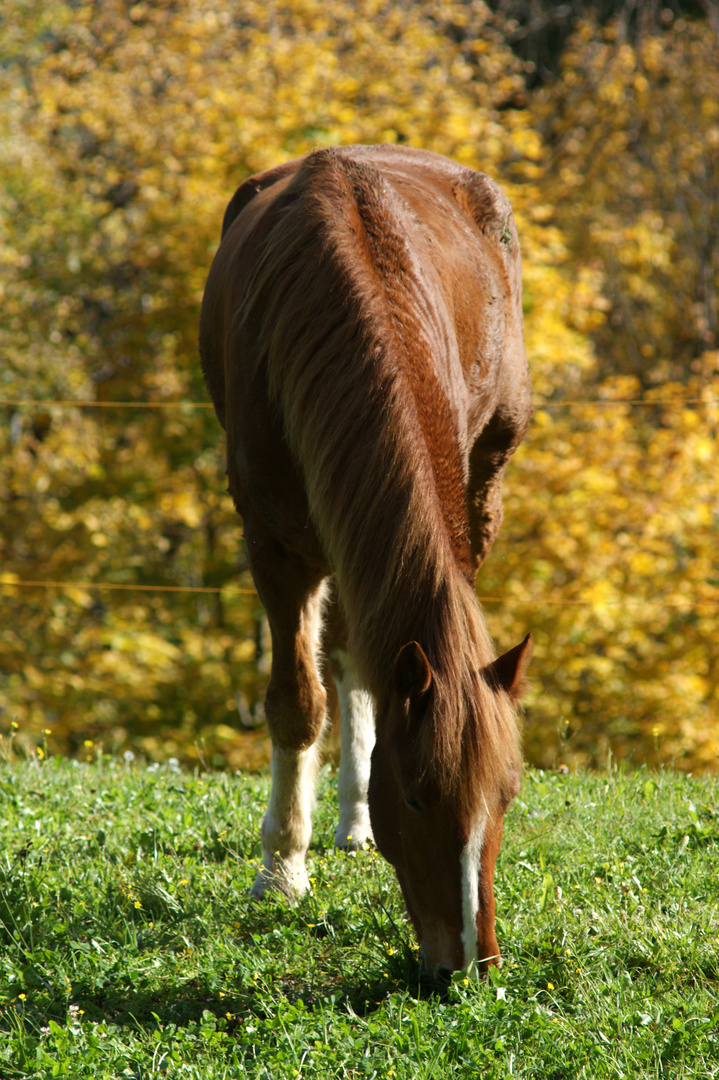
[404, 795, 426, 815]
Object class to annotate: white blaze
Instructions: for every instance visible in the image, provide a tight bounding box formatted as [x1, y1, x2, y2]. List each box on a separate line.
[461, 814, 487, 969]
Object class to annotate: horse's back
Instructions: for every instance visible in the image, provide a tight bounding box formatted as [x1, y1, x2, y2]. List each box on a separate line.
[199, 145, 529, 553]
[202, 145, 525, 418]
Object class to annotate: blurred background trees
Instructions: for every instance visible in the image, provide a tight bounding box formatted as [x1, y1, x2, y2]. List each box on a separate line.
[1, 0, 717, 771]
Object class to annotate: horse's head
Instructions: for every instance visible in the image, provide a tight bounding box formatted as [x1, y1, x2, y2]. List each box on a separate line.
[368, 634, 531, 982]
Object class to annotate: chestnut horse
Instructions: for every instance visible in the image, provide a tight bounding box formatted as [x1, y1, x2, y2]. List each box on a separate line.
[200, 145, 532, 979]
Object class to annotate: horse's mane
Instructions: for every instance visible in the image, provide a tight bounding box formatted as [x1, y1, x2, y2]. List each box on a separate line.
[236, 147, 520, 808]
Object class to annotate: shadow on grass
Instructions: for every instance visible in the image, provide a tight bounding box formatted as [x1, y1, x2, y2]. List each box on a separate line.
[9, 941, 452, 1043]
[2, 843, 463, 1043]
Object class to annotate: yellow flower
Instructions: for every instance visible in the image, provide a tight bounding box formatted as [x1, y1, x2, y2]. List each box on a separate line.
[18, 993, 26, 1001]
[84, 739, 93, 747]
[134, 900, 142, 908]
[547, 982, 555, 990]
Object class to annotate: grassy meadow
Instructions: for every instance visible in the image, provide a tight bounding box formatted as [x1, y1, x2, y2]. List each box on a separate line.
[0, 750, 717, 1078]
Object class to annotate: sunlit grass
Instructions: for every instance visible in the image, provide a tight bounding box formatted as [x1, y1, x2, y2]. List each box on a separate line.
[0, 751, 717, 1077]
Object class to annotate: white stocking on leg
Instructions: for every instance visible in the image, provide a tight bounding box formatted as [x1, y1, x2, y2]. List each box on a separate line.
[251, 742, 322, 898]
[331, 650, 375, 850]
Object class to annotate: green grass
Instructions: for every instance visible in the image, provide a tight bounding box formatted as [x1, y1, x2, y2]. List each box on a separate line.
[0, 752, 717, 1078]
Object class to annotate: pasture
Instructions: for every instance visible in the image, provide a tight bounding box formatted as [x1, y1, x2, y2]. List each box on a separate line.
[1, 752, 717, 1078]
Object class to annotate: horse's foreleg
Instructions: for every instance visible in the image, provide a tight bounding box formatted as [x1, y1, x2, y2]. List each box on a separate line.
[328, 650, 375, 851]
[253, 741, 322, 898]
[245, 523, 329, 899]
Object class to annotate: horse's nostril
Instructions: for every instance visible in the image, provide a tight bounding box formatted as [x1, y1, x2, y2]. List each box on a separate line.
[435, 965, 453, 985]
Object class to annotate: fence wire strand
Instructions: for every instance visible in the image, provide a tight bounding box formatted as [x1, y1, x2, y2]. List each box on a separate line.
[0, 579, 255, 595]
[1, 398, 718, 410]
[1, 395, 717, 612]
[2, 578, 717, 609]
[0, 399, 215, 409]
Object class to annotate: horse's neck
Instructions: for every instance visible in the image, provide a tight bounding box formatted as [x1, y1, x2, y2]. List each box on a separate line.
[351, 551, 487, 699]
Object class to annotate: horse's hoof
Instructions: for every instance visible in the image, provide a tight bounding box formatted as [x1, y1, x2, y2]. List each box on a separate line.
[334, 825, 374, 852]
[249, 856, 310, 900]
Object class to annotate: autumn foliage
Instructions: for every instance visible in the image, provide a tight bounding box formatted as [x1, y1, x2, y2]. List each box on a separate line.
[1, 1, 717, 771]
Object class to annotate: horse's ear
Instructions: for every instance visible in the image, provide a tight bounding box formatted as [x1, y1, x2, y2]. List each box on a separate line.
[484, 633, 533, 701]
[394, 641, 432, 699]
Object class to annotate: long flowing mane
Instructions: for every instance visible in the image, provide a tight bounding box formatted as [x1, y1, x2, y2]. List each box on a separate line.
[234, 147, 521, 807]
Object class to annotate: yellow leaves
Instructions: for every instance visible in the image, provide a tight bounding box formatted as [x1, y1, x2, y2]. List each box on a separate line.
[215, 724, 240, 743]
[628, 552, 657, 577]
[692, 435, 714, 463]
[545, 16, 719, 390]
[528, 204, 554, 224]
[597, 78, 626, 108]
[510, 127, 543, 162]
[232, 639, 257, 664]
[100, 628, 182, 670]
[159, 491, 202, 529]
[64, 587, 93, 609]
[0, 0, 716, 774]
[0, 572, 20, 588]
[640, 35, 665, 76]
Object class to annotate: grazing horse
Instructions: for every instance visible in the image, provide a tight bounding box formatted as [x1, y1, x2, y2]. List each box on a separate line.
[199, 144, 532, 979]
